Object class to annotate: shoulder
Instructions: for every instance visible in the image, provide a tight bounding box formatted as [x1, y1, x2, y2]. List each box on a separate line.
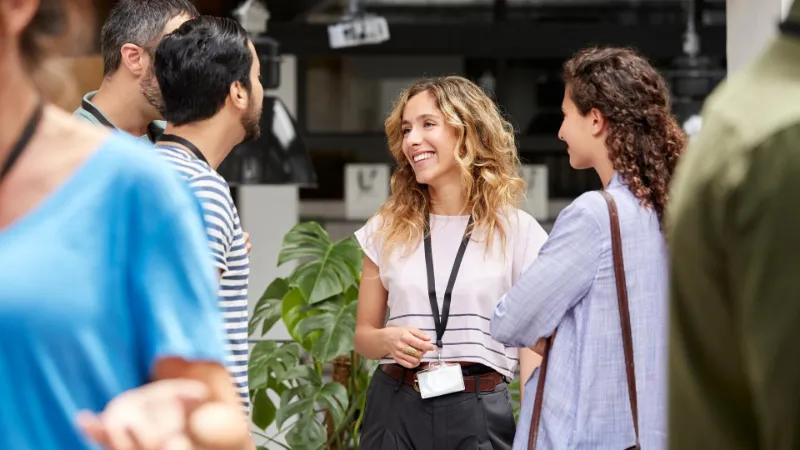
[357, 213, 387, 235]
[499, 207, 546, 235]
[547, 192, 607, 238]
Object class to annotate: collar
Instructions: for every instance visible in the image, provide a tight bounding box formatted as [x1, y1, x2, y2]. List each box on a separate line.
[607, 171, 623, 188]
[80, 91, 165, 144]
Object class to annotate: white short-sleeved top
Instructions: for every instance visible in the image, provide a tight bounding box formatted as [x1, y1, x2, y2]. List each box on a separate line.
[355, 208, 548, 378]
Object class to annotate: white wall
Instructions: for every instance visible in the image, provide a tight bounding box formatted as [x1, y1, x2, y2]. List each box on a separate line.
[242, 54, 299, 447]
[727, 0, 791, 73]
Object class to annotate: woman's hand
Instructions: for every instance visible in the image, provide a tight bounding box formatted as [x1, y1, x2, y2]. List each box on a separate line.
[383, 327, 437, 368]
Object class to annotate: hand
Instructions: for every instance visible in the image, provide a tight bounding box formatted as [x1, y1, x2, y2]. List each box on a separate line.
[384, 327, 437, 369]
[77, 379, 214, 450]
[243, 232, 252, 256]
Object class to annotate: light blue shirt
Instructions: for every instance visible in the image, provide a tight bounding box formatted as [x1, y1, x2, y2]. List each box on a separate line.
[73, 91, 166, 143]
[0, 132, 226, 449]
[491, 173, 669, 450]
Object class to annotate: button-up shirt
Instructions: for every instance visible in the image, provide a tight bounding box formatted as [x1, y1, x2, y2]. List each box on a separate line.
[492, 173, 669, 450]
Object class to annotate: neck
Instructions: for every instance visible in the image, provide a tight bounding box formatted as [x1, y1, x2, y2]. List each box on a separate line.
[0, 60, 40, 167]
[428, 178, 467, 216]
[92, 76, 154, 137]
[162, 118, 243, 169]
[594, 154, 615, 188]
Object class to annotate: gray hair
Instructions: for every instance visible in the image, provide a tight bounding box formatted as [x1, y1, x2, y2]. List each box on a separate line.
[100, 0, 199, 76]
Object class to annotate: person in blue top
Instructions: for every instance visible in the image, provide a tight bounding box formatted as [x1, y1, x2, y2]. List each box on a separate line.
[0, 0, 251, 449]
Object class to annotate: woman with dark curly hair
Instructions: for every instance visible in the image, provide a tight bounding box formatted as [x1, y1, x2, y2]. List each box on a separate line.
[491, 47, 686, 450]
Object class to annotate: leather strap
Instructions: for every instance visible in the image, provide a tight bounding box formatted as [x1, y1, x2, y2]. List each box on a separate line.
[528, 190, 640, 450]
[380, 364, 504, 393]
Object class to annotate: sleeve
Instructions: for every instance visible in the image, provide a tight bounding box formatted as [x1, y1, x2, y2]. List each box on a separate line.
[354, 215, 385, 268]
[491, 198, 602, 348]
[128, 167, 228, 374]
[188, 173, 236, 273]
[512, 211, 550, 284]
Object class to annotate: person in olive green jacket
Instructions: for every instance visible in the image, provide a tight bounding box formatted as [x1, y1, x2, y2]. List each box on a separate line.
[668, 1, 800, 448]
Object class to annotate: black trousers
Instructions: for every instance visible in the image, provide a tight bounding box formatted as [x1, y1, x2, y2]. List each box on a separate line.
[359, 366, 516, 450]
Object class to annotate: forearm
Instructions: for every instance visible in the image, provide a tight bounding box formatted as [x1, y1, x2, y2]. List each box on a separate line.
[354, 325, 390, 360]
[518, 347, 541, 402]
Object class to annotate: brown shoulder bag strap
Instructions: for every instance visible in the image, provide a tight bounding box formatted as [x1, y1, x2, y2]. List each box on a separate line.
[527, 190, 640, 450]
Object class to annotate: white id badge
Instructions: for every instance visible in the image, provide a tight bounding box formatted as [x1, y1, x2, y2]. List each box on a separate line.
[415, 361, 465, 399]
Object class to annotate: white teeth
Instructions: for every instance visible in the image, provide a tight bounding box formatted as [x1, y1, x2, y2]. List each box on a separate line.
[413, 152, 434, 163]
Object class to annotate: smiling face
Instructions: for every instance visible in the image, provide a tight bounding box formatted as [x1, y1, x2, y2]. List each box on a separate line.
[401, 90, 460, 186]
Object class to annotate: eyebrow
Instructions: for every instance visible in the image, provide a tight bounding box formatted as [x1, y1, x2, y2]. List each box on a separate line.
[401, 113, 440, 125]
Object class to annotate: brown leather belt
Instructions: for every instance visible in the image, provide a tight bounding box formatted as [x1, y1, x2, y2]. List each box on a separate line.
[380, 364, 504, 393]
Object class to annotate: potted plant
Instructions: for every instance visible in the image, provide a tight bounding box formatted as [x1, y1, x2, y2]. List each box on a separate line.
[248, 222, 375, 450]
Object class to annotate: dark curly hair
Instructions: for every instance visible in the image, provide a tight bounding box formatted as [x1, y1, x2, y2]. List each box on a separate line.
[563, 47, 687, 228]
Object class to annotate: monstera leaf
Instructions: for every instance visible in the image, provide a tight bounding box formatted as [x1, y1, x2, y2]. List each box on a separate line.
[295, 297, 358, 363]
[248, 340, 301, 391]
[278, 222, 363, 304]
[250, 278, 289, 337]
[276, 365, 349, 450]
[248, 341, 302, 431]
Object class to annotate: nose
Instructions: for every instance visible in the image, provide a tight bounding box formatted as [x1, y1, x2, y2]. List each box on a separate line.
[557, 123, 566, 142]
[406, 126, 423, 146]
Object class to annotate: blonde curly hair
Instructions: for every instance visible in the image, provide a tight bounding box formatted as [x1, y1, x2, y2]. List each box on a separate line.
[375, 76, 526, 259]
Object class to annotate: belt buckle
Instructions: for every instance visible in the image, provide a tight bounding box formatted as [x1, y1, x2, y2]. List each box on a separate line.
[413, 375, 420, 392]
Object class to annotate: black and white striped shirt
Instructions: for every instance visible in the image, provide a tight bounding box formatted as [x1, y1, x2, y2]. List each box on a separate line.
[156, 145, 250, 411]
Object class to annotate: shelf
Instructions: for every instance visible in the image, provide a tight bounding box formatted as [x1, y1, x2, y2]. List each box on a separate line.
[303, 133, 565, 160]
[259, 21, 725, 59]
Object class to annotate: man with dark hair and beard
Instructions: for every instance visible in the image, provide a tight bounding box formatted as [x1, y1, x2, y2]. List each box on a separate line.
[154, 15, 263, 415]
[73, 0, 198, 142]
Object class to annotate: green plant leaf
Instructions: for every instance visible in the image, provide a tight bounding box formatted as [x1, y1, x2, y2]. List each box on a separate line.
[250, 278, 289, 336]
[277, 222, 332, 266]
[251, 388, 276, 430]
[508, 378, 521, 423]
[280, 223, 364, 304]
[276, 380, 349, 433]
[285, 417, 327, 450]
[317, 381, 349, 427]
[248, 341, 301, 391]
[281, 287, 309, 346]
[280, 364, 323, 387]
[295, 300, 358, 363]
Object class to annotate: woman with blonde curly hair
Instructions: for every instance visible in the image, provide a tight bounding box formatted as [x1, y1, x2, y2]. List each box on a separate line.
[491, 47, 686, 450]
[354, 75, 548, 449]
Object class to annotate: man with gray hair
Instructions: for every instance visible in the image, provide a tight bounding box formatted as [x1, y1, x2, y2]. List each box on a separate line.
[73, 0, 198, 142]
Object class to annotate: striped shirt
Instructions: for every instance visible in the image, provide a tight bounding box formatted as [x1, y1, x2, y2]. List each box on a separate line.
[156, 145, 250, 411]
[355, 208, 548, 378]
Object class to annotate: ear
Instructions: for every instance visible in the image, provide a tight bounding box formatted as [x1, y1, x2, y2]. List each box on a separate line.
[229, 81, 249, 111]
[120, 43, 149, 77]
[1, 0, 39, 36]
[588, 108, 607, 137]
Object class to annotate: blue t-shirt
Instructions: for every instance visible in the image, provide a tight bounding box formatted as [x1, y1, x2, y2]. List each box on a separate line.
[0, 132, 227, 449]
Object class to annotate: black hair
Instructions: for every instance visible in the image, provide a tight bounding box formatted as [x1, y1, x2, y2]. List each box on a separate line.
[100, 0, 199, 76]
[154, 16, 253, 126]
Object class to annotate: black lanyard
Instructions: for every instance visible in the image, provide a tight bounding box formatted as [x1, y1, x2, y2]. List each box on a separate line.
[423, 214, 473, 349]
[157, 134, 209, 165]
[81, 98, 161, 143]
[1, 101, 44, 185]
[81, 98, 114, 128]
